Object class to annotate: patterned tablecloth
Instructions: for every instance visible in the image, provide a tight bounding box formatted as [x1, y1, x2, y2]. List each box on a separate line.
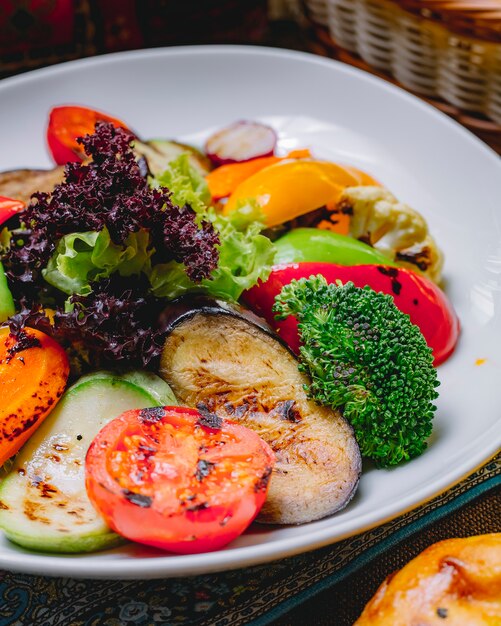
[0, 453, 499, 626]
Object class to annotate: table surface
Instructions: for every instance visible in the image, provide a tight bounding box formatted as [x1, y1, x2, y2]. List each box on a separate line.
[274, 487, 500, 626]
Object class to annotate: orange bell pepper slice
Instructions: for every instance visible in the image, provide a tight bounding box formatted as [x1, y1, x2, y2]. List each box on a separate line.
[223, 160, 361, 228]
[206, 149, 311, 200]
[0, 327, 69, 465]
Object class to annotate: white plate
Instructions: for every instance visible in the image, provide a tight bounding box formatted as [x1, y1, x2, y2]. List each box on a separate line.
[0, 46, 500, 579]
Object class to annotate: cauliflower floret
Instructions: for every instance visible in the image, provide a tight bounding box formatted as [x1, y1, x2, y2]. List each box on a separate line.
[336, 186, 443, 283]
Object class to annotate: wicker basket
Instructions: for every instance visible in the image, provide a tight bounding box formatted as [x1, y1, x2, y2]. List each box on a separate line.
[303, 0, 331, 27]
[303, 0, 501, 152]
[331, 0, 501, 119]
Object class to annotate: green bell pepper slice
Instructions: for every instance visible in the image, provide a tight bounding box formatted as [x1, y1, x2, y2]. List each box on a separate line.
[274, 228, 398, 267]
[0, 261, 15, 323]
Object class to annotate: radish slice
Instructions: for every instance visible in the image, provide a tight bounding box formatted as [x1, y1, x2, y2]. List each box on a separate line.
[205, 121, 277, 166]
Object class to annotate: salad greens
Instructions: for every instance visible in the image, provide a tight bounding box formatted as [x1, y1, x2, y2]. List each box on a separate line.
[153, 151, 211, 212]
[150, 155, 276, 300]
[1, 123, 276, 368]
[149, 204, 275, 301]
[43, 228, 153, 296]
[2, 122, 220, 305]
[43, 153, 276, 303]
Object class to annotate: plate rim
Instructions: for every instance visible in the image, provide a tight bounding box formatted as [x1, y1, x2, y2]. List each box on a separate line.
[0, 44, 500, 579]
[1, 44, 500, 166]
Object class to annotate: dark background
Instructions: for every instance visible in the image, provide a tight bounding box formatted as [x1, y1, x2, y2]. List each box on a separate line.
[0, 0, 304, 80]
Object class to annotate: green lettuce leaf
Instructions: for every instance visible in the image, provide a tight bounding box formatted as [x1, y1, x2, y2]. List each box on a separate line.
[150, 156, 276, 301]
[206, 203, 276, 300]
[152, 153, 210, 216]
[42, 153, 275, 302]
[43, 227, 153, 295]
[150, 204, 275, 301]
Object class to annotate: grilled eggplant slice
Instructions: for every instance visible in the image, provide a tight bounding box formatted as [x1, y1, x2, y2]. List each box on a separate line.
[134, 140, 212, 176]
[0, 143, 209, 205]
[0, 167, 65, 204]
[159, 297, 361, 525]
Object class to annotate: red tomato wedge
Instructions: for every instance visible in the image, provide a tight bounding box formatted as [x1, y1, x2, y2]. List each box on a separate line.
[0, 196, 24, 227]
[47, 105, 130, 164]
[85, 406, 275, 554]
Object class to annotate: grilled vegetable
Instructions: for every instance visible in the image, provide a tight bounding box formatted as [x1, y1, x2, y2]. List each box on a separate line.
[274, 276, 440, 467]
[0, 168, 65, 204]
[76, 370, 178, 406]
[0, 370, 177, 553]
[205, 121, 277, 166]
[134, 139, 212, 176]
[159, 297, 361, 525]
[47, 105, 130, 164]
[0, 196, 24, 226]
[244, 262, 459, 365]
[205, 150, 311, 200]
[0, 327, 69, 466]
[86, 406, 275, 554]
[273, 228, 398, 267]
[336, 186, 444, 282]
[223, 160, 363, 228]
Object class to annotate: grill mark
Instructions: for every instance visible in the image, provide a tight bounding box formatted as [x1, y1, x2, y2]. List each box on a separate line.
[272, 400, 301, 423]
[5, 330, 42, 363]
[122, 490, 152, 508]
[254, 466, 273, 492]
[195, 459, 216, 481]
[196, 402, 222, 430]
[138, 407, 165, 423]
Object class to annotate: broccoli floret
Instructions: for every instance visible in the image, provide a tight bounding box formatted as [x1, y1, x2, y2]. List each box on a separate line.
[273, 275, 440, 467]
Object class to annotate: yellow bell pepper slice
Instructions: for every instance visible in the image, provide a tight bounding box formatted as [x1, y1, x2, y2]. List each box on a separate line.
[223, 160, 369, 228]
